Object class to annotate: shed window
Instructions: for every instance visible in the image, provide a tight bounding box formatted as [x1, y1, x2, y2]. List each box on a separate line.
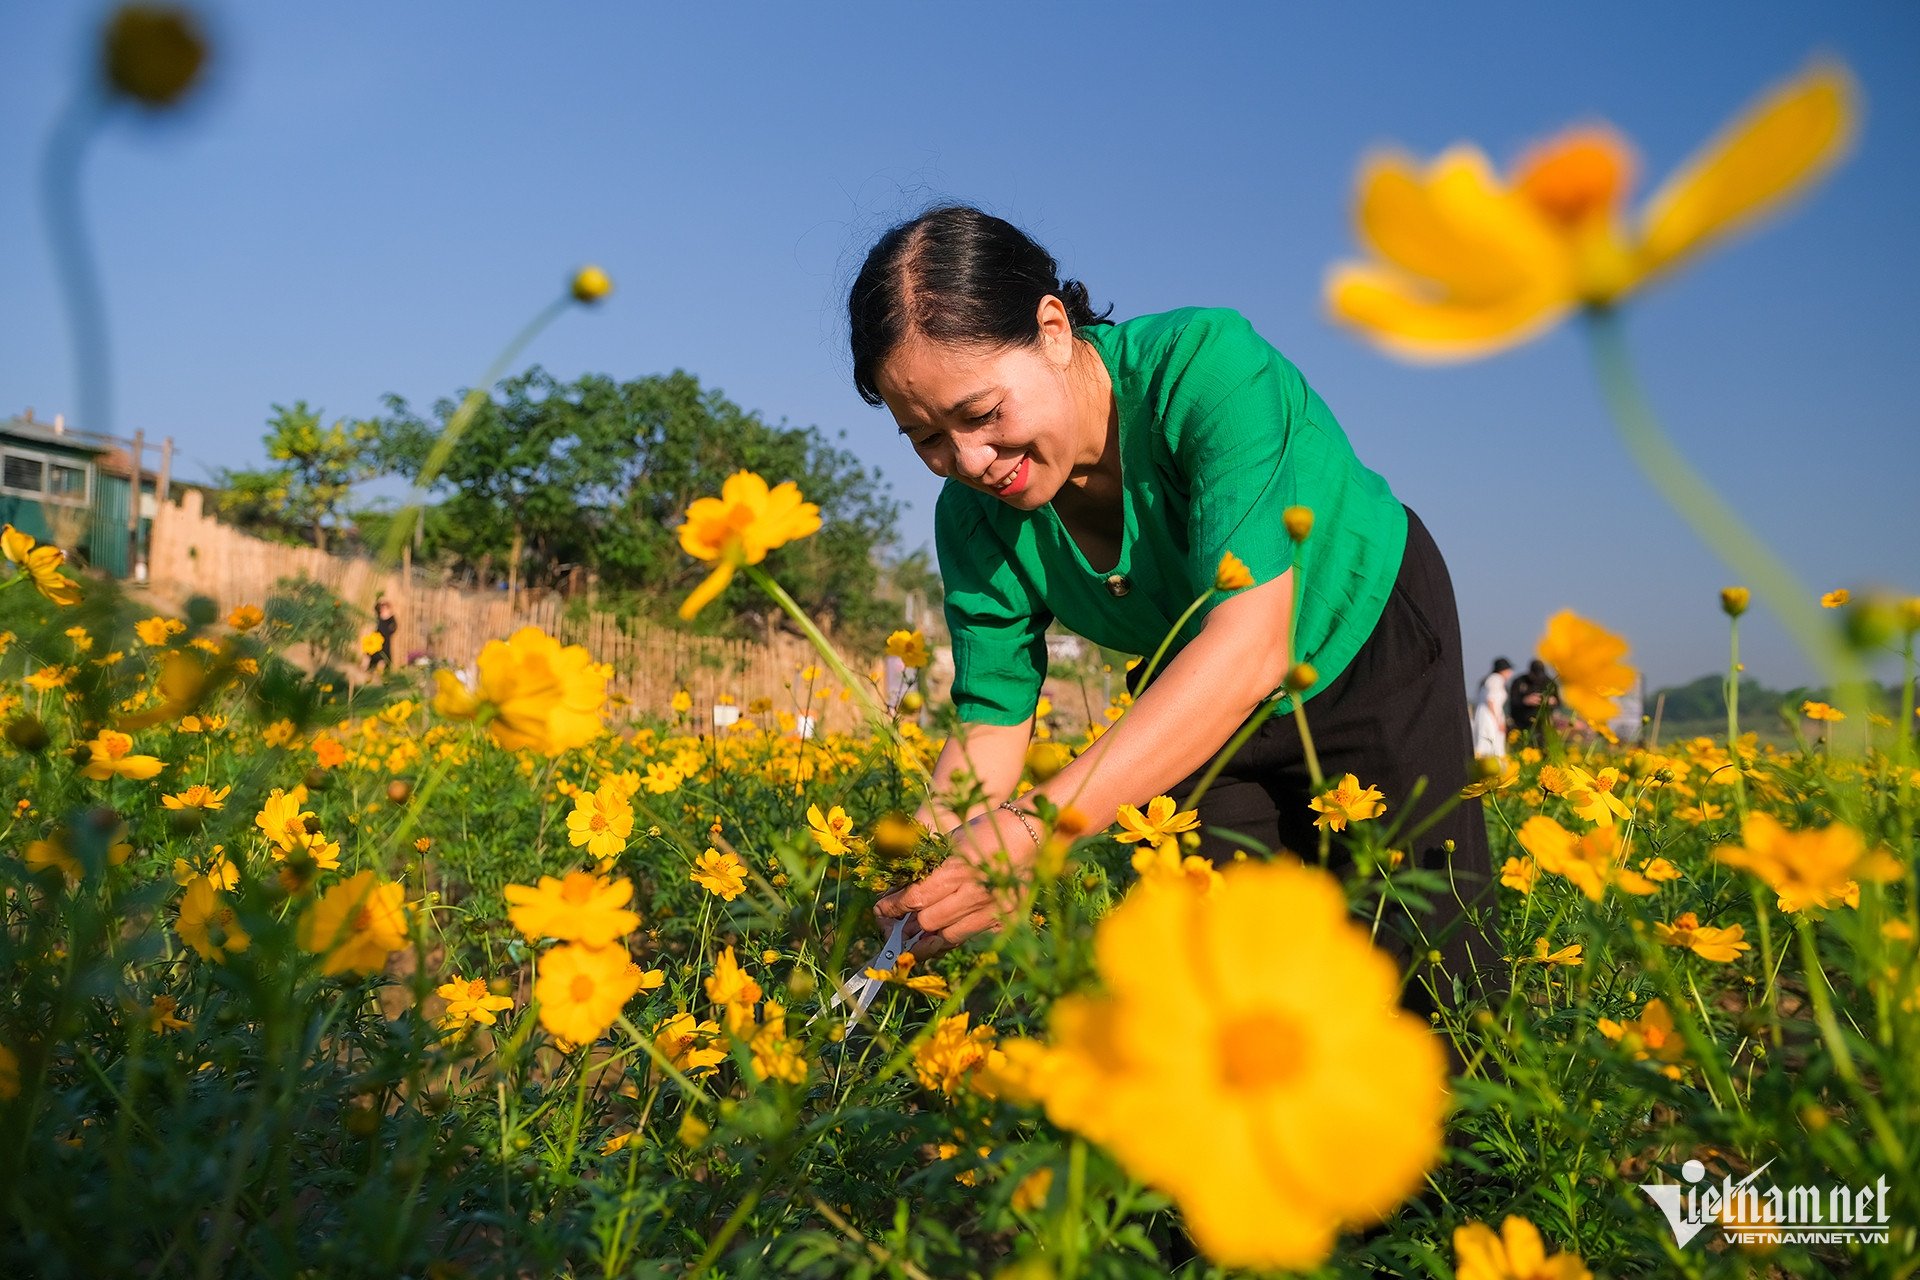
[3, 454, 44, 493]
[47, 463, 88, 502]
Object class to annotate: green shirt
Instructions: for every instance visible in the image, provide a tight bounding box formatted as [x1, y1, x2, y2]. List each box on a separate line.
[936, 306, 1407, 726]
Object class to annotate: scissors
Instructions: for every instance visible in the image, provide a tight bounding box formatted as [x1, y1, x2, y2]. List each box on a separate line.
[824, 912, 924, 1030]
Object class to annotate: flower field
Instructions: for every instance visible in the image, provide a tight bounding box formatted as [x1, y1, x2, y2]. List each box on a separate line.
[1, 525, 1915, 1279]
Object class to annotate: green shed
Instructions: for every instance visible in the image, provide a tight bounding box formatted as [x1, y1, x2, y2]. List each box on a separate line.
[1, 410, 168, 578]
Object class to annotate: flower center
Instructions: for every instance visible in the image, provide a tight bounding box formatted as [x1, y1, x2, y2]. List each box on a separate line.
[1217, 1009, 1308, 1091]
[570, 974, 596, 1003]
[1515, 128, 1633, 226]
[351, 907, 373, 932]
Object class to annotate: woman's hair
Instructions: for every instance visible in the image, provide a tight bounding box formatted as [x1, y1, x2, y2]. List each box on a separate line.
[848, 205, 1113, 406]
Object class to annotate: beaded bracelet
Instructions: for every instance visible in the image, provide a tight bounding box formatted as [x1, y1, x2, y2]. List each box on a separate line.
[998, 800, 1041, 848]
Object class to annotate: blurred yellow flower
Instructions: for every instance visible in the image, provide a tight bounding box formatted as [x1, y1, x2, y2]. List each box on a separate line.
[134, 616, 184, 646]
[254, 786, 315, 846]
[1515, 816, 1655, 902]
[671, 689, 692, 715]
[704, 946, 762, 1033]
[1461, 756, 1521, 799]
[1213, 551, 1253, 592]
[145, 995, 189, 1034]
[748, 1002, 808, 1083]
[1283, 506, 1314, 542]
[1536, 611, 1635, 726]
[1800, 700, 1844, 723]
[534, 942, 640, 1045]
[1308, 773, 1387, 833]
[675, 471, 822, 620]
[1654, 912, 1751, 962]
[1454, 1215, 1592, 1280]
[1327, 61, 1857, 361]
[1715, 813, 1899, 913]
[1638, 856, 1683, 883]
[162, 783, 230, 812]
[359, 631, 385, 656]
[1040, 860, 1447, 1271]
[914, 1012, 1000, 1097]
[1499, 857, 1538, 894]
[227, 604, 265, 631]
[298, 871, 409, 977]
[1598, 998, 1686, 1079]
[1820, 588, 1850, 609]
[1011, 1167, 1054, 1214]
[1719, 586, 1750, 618]
[654, 1011, 728, 1077]
[1525, 938, 1584, 967]
[504, 872, 640, 947]
[886, 629, 930, 669]
[690, 847, 748, 901]
[78, 729, 164, 781]
[1113, 795, 1200, 845]
[435, 976, 515, 1030]
[431, 627, 607, 756]
[177, 878, 249, 962]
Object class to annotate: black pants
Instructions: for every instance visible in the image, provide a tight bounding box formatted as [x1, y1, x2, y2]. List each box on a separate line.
[1147, 507, 1503, 1018]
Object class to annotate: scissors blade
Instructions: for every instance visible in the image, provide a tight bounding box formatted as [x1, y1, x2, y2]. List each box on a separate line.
[829, 913, 923, 1027]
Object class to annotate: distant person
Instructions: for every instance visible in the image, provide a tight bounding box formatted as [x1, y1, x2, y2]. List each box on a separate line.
[366, 598, 398, 675]
[1472, 657, 1512, 758]
[1506, 659, 1557, 745]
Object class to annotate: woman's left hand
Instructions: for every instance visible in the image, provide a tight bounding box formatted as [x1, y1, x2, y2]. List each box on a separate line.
[874, 806, 1040, 956]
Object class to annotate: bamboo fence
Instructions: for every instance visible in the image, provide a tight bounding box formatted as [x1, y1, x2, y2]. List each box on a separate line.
[144, 490, 884, 732]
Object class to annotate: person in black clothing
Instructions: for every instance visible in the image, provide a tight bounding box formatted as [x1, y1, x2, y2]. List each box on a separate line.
[1506, 659, 1557, 744]
[367, 599, 398, 674]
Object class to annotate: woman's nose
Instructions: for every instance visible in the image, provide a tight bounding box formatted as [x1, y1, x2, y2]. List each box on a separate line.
[953, 438, 997, 482]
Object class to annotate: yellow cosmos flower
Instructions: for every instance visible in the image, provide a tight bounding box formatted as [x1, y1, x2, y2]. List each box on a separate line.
[806, 803, 854, 856]
[865, 950, 952, 1000]
[1800, 700, 1845, 723]
[134, 616, 184, 646]
[1454, 1215, 1592, 1280]
[1715, 812, 1900, 914]
[535, 942, 641, 1046]
[675, 470, 822, 620]
[1308, 773, 1387, 833]
[885, 628, 931, 669]
[1536, 610, 1636, 727]
[435, 982, 518, 1028]
[1514, 816, 1655, 903]
[913, 1012, 1001, 1097]
[1112, 795, 1201, 845]
[25, 665, 73, 691]
[641, 761, 683, 794]
[1327, 61, 1857, 360]
[1524, 938, 1584, 968]
[1461, 756, 1521, 799]
[145, 995, 190, 1034]
[704, 946, 763, 1034]
[227, 604, 265, 631]
[671, 689, 692, 715]
[359, 631, 385, 656]
[78, 730, 165, 781]
[430, 626, 607, 756]
[298, 871, 409, 977]
[653, 1011, 728, 1077]
[162, 783, 230, 812]
[566, 787, 635, 860]
[748, 1001, 808, 1084]
[2, 524, 83, 606]
[1598, 998, 1686, 1079]
[254, 786, 314, 845]
[690, 847, 748, 901]
[1820, 588, 1850, 609]
[1213, 551, 1254, 592]
[1039, 861, 1447, 1271]
[1654, 912, 1751, 963]
[1539, 763, 1632, 827]
[1499, 856, 1538, 895]
[1638, 856, 1683, 883]
[178, 879, 249, 962]
[503, 872, 639, 947]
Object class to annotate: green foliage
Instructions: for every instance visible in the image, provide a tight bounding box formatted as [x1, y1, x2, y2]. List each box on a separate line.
[214, 401, 382, 550]
[371, 366, 906, 644]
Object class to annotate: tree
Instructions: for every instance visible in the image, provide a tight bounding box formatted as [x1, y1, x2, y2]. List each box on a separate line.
[214, 402, 381, 550]
[372, 367, 905, 643]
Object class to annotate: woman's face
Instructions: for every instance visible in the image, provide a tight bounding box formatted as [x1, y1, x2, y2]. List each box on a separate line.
[874, 297, 1094, 510]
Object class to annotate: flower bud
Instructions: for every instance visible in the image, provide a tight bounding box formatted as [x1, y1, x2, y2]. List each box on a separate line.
[1719, 586, 1750, 617]
[678, 1112, 710, 1148]
[571, 266, 613, 304]
[1213, 551, 1253, 592]
[387, 778, 413, 805]
[1282, 506, 1314, 542]
[103, 5, 207, 108]
[1282, 662, 1317, 692]
[899, 690, 924, 713]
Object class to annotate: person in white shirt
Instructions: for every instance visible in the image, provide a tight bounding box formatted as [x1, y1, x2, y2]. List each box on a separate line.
[1472, 657, 1513, 758]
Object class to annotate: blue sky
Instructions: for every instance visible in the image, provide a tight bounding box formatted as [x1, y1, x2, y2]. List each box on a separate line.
[3, 2, 1915, 693]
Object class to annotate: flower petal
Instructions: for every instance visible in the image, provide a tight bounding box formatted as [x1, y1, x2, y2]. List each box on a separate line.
[1326, 262, 1573, 363]
[1637, 59, 1859, 282]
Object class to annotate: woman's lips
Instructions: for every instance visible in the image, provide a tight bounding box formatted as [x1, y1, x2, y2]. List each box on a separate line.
[990, 453, 1031, 497]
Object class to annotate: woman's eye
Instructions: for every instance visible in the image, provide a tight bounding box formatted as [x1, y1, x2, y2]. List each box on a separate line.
[969, 406, 999, 426]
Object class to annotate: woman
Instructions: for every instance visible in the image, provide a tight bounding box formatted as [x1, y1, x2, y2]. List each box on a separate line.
[854, 206, 1499, 1013]
[1473, 657, 1513, 759]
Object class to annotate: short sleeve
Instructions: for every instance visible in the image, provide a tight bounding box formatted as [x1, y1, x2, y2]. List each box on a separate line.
[1164, 310, 1302, 599]
[934, 485, 1051, 726]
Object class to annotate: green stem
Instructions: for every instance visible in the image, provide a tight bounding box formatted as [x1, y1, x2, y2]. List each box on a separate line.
[1726, 617, 1749, 817]
[1794, 922, 1909, 1170]
[1584, 310, 1858, 696]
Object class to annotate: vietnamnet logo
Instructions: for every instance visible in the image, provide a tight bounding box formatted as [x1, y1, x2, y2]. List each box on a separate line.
[1639, 1158, 1895, 1247]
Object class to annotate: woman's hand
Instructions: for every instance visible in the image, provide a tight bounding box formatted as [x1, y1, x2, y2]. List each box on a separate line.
[874, 806, 1040, 956]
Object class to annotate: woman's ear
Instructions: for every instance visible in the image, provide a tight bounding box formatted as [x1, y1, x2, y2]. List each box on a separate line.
[1034, 294, 1076, 368]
